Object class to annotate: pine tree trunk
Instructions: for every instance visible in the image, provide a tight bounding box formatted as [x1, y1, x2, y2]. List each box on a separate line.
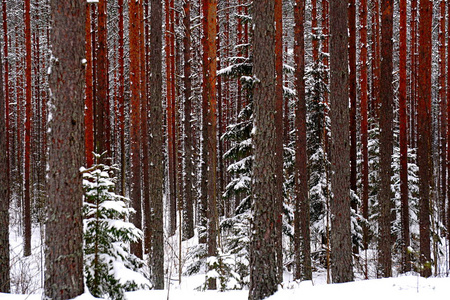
[249, 1, 280, 298]
[149, 0, 165, 289]
[183, 0, 195, 241]
[0, 47, 10, 294]
[24, 0, 32, 258]
[349, 0, 358, 221]
[359, 0, 369, 255]
[129, 0, 143, 259]
[329, 0, 354, 284]
[399, 0, 411, 273]
[293, 0, 311, 282]
[378, 0, 394, 278]
[274, 0, 285, 282]
[95, 0, 110, 158]
[85, 3, 94, 167]
[438, 0, 447, 232]
[117, 0, 126, 196]
[45, 1, 85, 298]
[418, 0, 432, 278]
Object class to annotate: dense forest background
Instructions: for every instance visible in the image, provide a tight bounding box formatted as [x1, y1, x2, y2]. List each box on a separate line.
[0, 0, 449, 299]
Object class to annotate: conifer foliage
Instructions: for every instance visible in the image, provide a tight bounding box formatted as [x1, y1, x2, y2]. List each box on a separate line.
[81, 156, 149, 299]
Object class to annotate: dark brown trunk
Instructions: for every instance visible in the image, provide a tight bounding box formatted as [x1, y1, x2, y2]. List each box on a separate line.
[183, 0, 195, 241]
[359, 0, 369, 256]
[149, 0, 165, 289]
[399, 0, 410, 273]
[329, 0, 354, 283]
[0, 43, 10, 293]
[418, 0, 432, 278]
[45, 0, 85, 298]
[293, 0, 311, 281]
[249, 1, 279, 299]
[378, 0, 394, 278]
[24, 0, 32, 258]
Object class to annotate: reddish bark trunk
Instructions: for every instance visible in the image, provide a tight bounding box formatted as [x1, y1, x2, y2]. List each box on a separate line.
[418, 0, 432, 278]
[399, 0, 411, 273]
[85, 3, 94, 167]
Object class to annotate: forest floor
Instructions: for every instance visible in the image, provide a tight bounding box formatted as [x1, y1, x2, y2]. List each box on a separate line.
[1, 216, 450, 299]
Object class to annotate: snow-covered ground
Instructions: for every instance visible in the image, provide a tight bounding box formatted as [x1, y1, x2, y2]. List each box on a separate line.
[3, 209, 450, 300]
[0, 275, 449, 300]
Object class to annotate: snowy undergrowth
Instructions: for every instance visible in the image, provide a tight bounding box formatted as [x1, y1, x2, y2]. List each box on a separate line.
[1, 275, 450, 300]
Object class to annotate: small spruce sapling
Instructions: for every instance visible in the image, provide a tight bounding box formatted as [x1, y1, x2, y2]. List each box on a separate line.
[81, 154, 149, 299]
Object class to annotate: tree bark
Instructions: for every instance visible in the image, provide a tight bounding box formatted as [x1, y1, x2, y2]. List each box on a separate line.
[129, 0, 143, 259]
[274, 0, 285, 282]
[293, 0, 311, 282]
[24, 0, 32, 258]
[183, 0, 195, 241]
[378, 0, 394, 278]
[45, 0, 85, 298]
[329, 0, 354, 284]
[0, 44, 10, 294]
[418, 0, 432, 278]
[399, 0, 411, 273]
[85, 3, 94, 167]
[249, 1, 280, 299]
[95, 0, 110, 158]
[149, 0, 165, 289]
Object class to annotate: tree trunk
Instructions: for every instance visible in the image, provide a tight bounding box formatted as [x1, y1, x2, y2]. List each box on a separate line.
[183, 0, 195, 241]
[274, 0, 284, 282]
[118, 0, 126, 196]
[329, 0, 354, 284]
[249, 1, 279, 299]
[202, 0, 219, 290]
[399, 0, 410, 273]
[95, 0, 110, 158]
[24, 0, 32, 258]
[149, 0, 165, 289]
[129, 0, 143, 259]
[0, 46, 10, 294]
[359, 0, 369, 255]
[85, 3, 94, 167]
[349, 0, 358, 220]
[45, 0, 85, 298]
[378, 0, 394, 278]
[418, 0, 432, 278]
[293, 0, 311, 282]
